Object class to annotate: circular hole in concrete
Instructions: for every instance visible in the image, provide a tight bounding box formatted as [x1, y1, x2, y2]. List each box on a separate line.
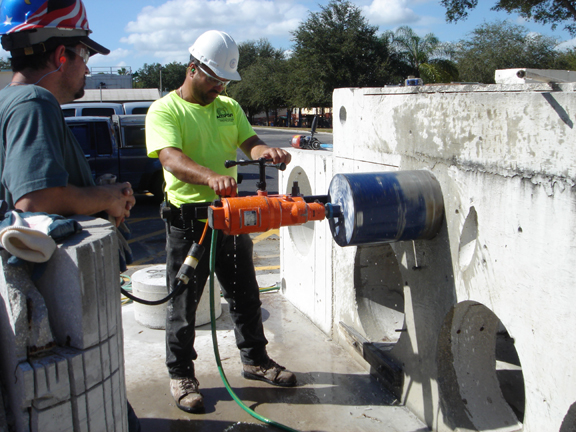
[339, 106, 347, 124]
[560, 401, 576, 432]
[437, 301, 525, 431]
[354, 244, 405, 343]
[459, 206, 478, 271]
[286, 166, 314, 256]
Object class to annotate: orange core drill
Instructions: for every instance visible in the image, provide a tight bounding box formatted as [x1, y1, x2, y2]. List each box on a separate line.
[207, 158, 333, 236]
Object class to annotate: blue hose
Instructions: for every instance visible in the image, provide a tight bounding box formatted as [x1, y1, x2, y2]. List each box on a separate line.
[209, 229, 300, 432]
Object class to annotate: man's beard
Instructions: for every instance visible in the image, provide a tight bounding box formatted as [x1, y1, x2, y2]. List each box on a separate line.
[73, 76, 86, 100]
[73, 87, 85, 100]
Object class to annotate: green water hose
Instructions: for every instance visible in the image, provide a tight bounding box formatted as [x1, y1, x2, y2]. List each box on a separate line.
[208, 229, 300, 432]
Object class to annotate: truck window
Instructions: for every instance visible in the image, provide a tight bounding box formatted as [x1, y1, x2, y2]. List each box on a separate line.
[130, 107, 149, 115]
[94, 122, 113, 155]
[82, 107, 117, 117]
[62, 108, 76, 117]
[122, 126, 146, 148]
[68, 124, 92, 156]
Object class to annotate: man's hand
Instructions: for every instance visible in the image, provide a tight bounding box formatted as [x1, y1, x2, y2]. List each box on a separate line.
[103, 182, 136, 226]
[15, 183, 136, 228]
[207, 174, 237, 197]
[257, 146, 292, 165]
[240, 135, 292, 166]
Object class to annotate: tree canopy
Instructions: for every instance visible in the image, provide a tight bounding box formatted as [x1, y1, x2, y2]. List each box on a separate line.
[133, 61, 186, 91]
[453, 20, 560, 83]
[385, 25, 458, 83]
[441, 0, 576, 36]
[227, 39, 287, 123]
[0, 57, 10, 70]
[289, 0, 397, 107]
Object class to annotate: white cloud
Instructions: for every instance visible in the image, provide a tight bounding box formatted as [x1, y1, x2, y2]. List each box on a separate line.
[122, 0, 308, 64]
[362, 0, 421, 26]
[557, 37, 576, 50]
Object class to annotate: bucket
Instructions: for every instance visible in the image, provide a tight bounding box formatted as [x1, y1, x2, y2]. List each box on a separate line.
[131, 264, 222, 329]
[328, 170, 444, 247]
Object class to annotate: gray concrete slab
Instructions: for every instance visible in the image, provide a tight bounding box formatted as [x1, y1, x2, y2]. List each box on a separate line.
[123, 276, 428, 432]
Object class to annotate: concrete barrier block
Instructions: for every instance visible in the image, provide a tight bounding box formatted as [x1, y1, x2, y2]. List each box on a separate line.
[35, 218, 120, 351]
[16, 362, 35, 406]
[86, 383, 106, 432]
[326, 84, 576, 431]
[82, 345, 103, 391]
[279, 148, 334, 335]
[103, 377, 114, 431]
[52, 347, 85, 397]
[30, 401, 73, 432]
[30, 353, 70, 410]
[100, 338, 111, 380]
[109, 334, 119, 374]
[111, 370, 127, 432]
[70, 394, 88, 432]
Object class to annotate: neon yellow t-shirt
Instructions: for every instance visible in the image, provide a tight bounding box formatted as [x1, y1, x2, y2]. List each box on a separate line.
[145, 92, 256, 207]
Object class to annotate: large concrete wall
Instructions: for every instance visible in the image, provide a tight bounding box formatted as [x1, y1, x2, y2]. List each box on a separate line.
[280, 82, 576, 432]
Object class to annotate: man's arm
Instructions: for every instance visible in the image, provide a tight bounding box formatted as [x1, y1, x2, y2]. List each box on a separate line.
[158, 147, 238, 197]
[15, 183, 135, 226]
[240, 135, 292, 165]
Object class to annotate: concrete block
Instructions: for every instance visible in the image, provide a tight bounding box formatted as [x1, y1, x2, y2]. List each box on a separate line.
[30, 353, 70, 410]
[82, 345, 103, 391]
[103, 377, 114, 432]
[15, 362, 35, 406]
[35, 218, 120, 350]
[495, 68, 576, 84]
[100, 338, 111, 380]
[279, 149, 334, 335]
[86, 383, 106, 432]
[109, 334, 119, 374]
[30, 401, 73, 432]
[111, 370, 127, 432]
[303, 84, 576, 431]
[52, 347, 85, 396]
[70, 394, 88, 432]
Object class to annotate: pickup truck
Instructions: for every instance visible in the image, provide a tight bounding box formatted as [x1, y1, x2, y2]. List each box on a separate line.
[65, 114, 164, 200]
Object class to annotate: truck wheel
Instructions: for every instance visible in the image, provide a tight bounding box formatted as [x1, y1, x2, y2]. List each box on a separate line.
[151, 172, 165, 202]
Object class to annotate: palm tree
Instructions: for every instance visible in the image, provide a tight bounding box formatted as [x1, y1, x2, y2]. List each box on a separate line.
[385, 26, 459, 84]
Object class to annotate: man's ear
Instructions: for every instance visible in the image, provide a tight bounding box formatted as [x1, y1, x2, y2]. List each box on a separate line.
[53, 45, 67, 68]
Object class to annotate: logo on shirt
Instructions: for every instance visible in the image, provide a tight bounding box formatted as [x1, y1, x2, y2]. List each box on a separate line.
[217, 108, 234, 123]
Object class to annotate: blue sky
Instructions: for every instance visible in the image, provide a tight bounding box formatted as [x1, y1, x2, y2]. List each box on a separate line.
[2, 0, 575, 73]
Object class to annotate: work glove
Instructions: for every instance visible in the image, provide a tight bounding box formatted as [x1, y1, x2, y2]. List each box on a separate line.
[0, 209, 82, 264]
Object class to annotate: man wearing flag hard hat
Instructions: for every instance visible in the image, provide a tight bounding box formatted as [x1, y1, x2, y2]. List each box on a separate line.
[0, 1, 139, 430]
[0, 0, 135, 224]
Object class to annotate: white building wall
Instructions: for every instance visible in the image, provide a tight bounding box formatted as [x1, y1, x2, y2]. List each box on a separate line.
[281, 82, 576, 432]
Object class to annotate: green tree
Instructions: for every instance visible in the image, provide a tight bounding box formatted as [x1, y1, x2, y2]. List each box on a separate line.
[289, 0, 396, 107]
[385, 26, 458, 83]
[441, 0, 576, 36]
[0, 57, 10, 70]
[553, 47, 576, 70]
[133, 62, 186, 91]
[454, 20, 560, 83]
[227, 39, 287, 122]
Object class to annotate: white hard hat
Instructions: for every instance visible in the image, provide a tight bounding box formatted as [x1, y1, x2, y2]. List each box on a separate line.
[189, 30, 241, 81]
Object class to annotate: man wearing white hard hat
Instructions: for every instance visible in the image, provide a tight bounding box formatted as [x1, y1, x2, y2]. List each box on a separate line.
[146, 30, 295, 414]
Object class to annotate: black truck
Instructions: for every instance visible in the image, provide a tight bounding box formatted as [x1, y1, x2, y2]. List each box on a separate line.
[65, 114, 164, 200]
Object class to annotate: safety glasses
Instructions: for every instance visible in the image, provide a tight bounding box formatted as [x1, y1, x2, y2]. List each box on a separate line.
[66, 46, 90, 64]
[198, 64, 230, 87]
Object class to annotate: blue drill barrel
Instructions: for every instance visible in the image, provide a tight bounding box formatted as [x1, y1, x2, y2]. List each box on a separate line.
[328, 171, 444, 247]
